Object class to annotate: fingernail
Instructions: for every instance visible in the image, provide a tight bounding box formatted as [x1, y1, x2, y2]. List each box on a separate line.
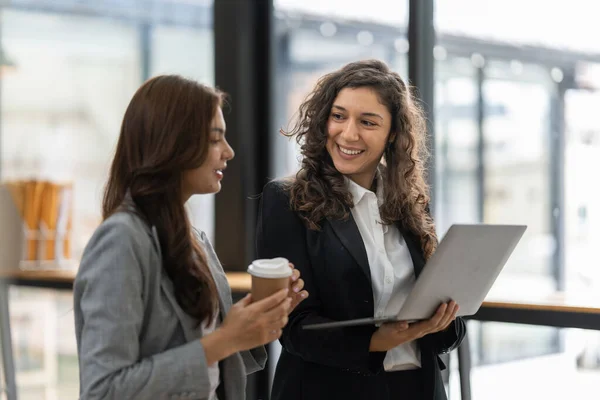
[294, 286, 300, 292]
[301, 292, 307, 298]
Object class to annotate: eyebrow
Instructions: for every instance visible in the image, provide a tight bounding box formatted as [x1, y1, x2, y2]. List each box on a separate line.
[332, 105, 384, 121]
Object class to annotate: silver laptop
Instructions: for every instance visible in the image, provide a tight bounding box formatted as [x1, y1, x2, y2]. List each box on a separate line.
[303, 224, 527, 330]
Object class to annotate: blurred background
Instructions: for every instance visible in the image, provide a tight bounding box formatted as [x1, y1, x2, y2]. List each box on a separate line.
[0, 0, 599, 399]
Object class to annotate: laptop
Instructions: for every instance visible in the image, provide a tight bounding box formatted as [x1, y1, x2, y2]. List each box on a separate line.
[303, 224, 527, 330]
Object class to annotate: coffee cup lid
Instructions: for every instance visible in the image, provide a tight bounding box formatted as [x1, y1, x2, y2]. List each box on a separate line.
[247, 257, 292, 279]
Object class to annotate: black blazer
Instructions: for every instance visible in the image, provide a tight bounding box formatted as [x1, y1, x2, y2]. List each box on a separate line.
[256, 180, 466, 400]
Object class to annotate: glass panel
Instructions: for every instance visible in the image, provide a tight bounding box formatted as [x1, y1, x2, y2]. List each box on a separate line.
[0, 9, 141, 262]
[275, 0, 408, 25]
[564, 86, 600, 375]
[435, 56, 479, 235]
[152, 25, 214, 83]
[435, 0, 600, 52]
[479, 60, 558, 365]
[434, 3, 600, 398]
[483, 60, 554, 290]
[564, 88, 600, 294]
[7, 287, 78, 400]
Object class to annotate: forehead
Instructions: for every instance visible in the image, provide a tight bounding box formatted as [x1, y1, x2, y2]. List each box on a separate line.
[212, 107, 225, 127]
[332, 87, 388, 114]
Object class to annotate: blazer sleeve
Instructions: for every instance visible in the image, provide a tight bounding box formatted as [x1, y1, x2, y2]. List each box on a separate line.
[241, 347, 268, 375]
[75, 218, 216, 400]
[429, 317, 467, 354]
[256, 181, 387, 374]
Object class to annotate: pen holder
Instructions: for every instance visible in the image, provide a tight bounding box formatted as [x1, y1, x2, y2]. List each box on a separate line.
[18, 223, 76, 270]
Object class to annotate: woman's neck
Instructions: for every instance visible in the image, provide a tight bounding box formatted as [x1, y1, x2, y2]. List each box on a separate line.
[347, 169, 378, 191]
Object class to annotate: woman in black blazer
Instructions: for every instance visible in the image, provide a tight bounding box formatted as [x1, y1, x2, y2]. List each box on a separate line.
[256, 60, 466, 400]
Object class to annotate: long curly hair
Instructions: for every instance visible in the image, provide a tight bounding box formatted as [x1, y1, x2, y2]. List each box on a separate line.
[103, 75, 220, 324]
[284, 59, 438, 259]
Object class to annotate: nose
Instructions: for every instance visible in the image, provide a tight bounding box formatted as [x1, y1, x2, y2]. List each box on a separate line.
[223, 138, 235, 161]
[339, 118, 360, 142]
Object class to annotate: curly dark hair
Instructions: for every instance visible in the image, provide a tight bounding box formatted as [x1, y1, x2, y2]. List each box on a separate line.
[284, 59, 438, 259]
[103, 75, 220, 324]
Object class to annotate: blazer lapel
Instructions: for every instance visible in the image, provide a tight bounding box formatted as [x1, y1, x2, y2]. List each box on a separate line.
[195, 228, 233, 322]
[159, 275, 200, 342]
[148, 226, 205, 342]
[328, 215, 371, 282]
[397, 222, 426, 278]
[157, 251, 232, 341]
[209, 267, 233, 322]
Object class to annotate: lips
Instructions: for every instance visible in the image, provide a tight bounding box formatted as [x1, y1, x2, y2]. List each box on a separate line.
[337, 144, 365, 156]
[214, 165, 226, 179]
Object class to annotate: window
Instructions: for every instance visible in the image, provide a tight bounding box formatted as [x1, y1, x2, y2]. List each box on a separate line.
[0, 10, 141, 262]
[435, 56, 480, 234]
[0, 3, 215, 398]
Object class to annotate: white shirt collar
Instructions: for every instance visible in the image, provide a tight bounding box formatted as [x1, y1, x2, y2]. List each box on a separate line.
[345, 167, 385, 207]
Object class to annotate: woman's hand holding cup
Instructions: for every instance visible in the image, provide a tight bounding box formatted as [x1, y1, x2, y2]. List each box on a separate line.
[288, 263, 308, 313]
[220, 288, 292, 352]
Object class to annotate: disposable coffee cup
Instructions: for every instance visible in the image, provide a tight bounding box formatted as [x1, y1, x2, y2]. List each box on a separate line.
[247, 257, 292, 302]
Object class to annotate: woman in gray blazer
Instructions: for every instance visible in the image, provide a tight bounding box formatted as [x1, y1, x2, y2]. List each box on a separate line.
[74, 75, 308, 400]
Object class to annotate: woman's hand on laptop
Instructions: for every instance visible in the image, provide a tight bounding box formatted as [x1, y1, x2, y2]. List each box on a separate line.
[369, 301, 459, 352]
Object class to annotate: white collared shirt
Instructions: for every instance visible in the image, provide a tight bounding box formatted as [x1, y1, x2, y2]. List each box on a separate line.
[346, 174, 421, 371]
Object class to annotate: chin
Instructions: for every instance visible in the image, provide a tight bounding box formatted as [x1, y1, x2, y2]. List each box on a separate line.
[331, 159, 358, 176]
[208, 182, 222, 194]
[193, 183, 221, 196]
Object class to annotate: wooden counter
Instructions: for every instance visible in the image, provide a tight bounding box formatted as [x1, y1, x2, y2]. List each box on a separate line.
[0, 269, 252, 292]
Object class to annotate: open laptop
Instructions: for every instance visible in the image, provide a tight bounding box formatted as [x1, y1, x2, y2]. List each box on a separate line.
[303, 224, 527, 330]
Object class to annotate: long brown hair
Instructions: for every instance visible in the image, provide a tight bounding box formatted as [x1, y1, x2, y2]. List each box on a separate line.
[285, 59, 438, 259]
[103, 75, 222, 323]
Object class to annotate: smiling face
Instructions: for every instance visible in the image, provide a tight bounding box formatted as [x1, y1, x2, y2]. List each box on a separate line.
[325, 87, 393, 189]
[181, 107, 235, 201]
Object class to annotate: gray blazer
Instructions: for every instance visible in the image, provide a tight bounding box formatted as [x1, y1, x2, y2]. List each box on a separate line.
[74, 208, 267, 400]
